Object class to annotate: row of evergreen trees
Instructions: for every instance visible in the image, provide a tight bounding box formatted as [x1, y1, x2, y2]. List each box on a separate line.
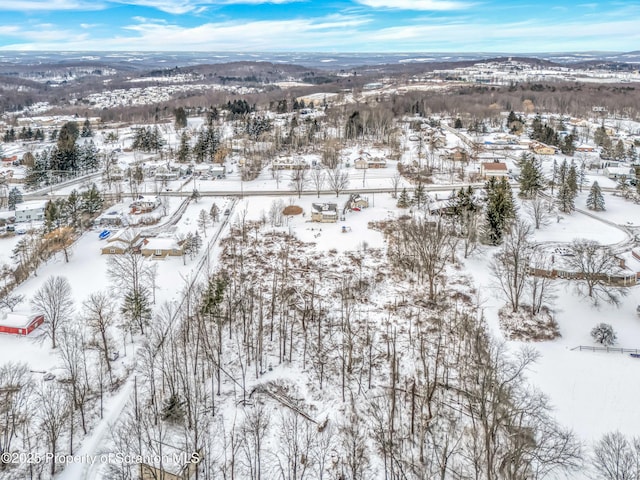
[41, 185, 103, 232]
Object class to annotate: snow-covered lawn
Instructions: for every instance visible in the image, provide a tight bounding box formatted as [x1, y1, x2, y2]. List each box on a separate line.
[467, 191, 640, 444]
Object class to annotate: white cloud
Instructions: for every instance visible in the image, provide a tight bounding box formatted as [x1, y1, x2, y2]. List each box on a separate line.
[355, 0, 471, 11]
[0, 0, 104, 10]
[1, 11, 638, 53]
[110, 0, 298, 14]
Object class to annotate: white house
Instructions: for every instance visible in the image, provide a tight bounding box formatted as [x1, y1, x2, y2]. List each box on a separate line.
[15, 200, 47, 223]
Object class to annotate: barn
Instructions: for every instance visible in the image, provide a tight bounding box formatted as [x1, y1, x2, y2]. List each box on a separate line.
[0, 312, 45, 336]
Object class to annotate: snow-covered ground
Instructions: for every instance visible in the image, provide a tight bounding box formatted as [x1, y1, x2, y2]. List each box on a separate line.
[466, 191, 640, 444]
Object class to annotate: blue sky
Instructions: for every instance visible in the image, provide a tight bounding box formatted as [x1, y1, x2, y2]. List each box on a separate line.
[0, 0, 638, 52]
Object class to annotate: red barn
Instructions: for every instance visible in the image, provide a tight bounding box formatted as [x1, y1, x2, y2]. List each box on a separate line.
[0, 313, 45, 336]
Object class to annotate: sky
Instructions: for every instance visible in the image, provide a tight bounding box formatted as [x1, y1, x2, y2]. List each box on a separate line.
[0, 0, 639, 53]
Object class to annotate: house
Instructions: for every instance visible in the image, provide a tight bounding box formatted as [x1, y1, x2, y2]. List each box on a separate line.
[576, 144, 597, 153]
[367, 158, 387, 168]
[96, 209, 127, 227]
[129, 195, 160, 214]
[354, 156, 386, 169]
[480, 162, 509, 178]
[101, 229, 141, 255]
[15, 200, 47, 222]
[154, 164, 179, 181]
[311, 203, 338, 223]
[140, 237, 184, 258]
[354, 158, 369, 169]
[210, 165, 226, 178]
[529, 142, 556, 155]
[605, 166, 636, 180]
[446, 147, 469, 163]
[344, 194, 369, 212]
[0, 312, 45, 336]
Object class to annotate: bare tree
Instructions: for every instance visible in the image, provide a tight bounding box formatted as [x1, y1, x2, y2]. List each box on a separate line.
[592, 431, 637, 480]
[392, 217, 453, 300]
[0, 363, 33, 459]
[325, 167, 350, 197]
[37, 383, 71, 477]
[491, 220, 533, 313]
[0, 293, 24, 312]
[289, 168, 309, 199]
[528, 249, 557, 316]
[389, 172, 402, 199]
[310, 168, 326, 198]
[198, 209, 210, 237]
[30, 275, 74, 349]
[566, 240, 628, 307]
[526, 195, 553, 229]
[83, 291, 117, 383]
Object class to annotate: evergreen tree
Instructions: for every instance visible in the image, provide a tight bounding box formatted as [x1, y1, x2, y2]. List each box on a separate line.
[44, 200, 61, 233]
[161, 393, 185, 423]
[454, 118, 463, 129]
[8, 187, 22, 210]
[557, 182, 575, 213]
[411, 182, 428, 209]
[517, 153, 545, 198]
[567, 162, 578, 196]
[549, 159, 559, 194]
[177, 131, 190, 163]
[121, 288, 152, 335]
[64, 189, 83, 228]
[80, 118, 93, 137]
[613, 140, 626, 160]
[484, 177, 516, 245]
[560, 133, 576, 155]
[81, 184, 103, 214]
[586, 181, 605, 211]
[173, 107, 188, 130]
[396, 188, 410, 208]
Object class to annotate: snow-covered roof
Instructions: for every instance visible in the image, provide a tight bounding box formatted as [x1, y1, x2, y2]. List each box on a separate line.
[15, 200, 47, 212]
[142, 237, 181, 250]
[0, 312, 40, 329]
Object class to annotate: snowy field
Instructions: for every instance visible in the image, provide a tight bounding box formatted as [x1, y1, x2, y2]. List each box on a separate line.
[467, 191, 640, 444]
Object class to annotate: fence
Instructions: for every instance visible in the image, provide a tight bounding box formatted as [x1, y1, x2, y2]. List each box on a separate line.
[571, 345, 640, 354]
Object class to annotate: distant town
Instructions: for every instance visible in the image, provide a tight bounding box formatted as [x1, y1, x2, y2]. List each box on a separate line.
[1, 53, 639, 480]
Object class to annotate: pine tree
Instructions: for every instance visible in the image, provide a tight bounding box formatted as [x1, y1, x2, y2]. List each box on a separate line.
[397, 188, 410, 208]
[517, 153, 545, 198]
[8, 187, 22, 210]
[586, 181, 605, 211]
[567, 162, 578, 196]
[411, 183, 427, 209]
[44, 200, 60, 233]
[177, 131, 190, 163]
[557, 182, 575, 213]
[81, 184, 103, 214]
[81, 118, 93, 137]
[484, 177, 516, 245]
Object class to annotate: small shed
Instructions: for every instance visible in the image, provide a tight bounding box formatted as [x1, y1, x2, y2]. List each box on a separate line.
[0, 312, 45, 336]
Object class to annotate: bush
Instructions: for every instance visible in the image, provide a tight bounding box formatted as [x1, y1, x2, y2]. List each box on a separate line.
[591, 323, 617, 346]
